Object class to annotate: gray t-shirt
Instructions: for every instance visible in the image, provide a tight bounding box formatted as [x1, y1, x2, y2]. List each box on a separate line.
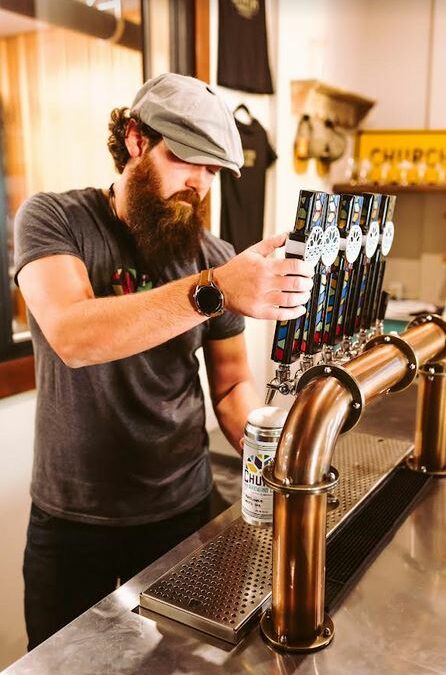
[14, 188, 244, 526]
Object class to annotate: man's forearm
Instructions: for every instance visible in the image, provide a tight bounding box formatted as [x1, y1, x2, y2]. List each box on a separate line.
[20, 232, 316, 368]
[51, 274, 204, 367]
[213, 380, 262, 454]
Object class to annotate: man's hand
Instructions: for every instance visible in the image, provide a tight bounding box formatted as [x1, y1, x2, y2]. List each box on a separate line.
[17, 232, 312, 367]
[214, 232, 314, 321]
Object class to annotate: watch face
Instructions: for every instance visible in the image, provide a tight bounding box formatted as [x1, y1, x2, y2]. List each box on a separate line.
[196, 285, 223, 315]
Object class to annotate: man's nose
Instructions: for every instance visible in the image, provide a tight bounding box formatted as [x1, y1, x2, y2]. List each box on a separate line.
[185, 166, 212, 197]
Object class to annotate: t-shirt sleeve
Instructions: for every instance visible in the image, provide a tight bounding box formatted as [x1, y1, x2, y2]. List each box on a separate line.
[202, 234, 245, 341]
[14, 192, 83, 285]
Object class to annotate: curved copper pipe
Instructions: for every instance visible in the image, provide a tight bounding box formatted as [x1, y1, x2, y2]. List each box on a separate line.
[404, 323, 446, 364]
[274, 321, 446, 485]
[413, 358, 446, 473]
[266, 319, 446, 651]
[274, 377, 350, 484]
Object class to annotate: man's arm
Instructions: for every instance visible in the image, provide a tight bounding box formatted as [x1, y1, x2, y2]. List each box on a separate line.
[203, 333, 262, 454]
[17, 233, 313, 368]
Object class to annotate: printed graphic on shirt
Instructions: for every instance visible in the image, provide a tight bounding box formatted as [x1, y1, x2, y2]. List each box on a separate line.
[243, 148, 257, 167]
[111, 268, 152, 295]
[232, 0, 259, 19]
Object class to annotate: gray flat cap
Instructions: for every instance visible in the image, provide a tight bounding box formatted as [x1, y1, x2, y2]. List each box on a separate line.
[131, 73, 243, 176]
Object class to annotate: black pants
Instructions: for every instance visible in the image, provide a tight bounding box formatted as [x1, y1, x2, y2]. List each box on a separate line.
[24, 494, 214, 650]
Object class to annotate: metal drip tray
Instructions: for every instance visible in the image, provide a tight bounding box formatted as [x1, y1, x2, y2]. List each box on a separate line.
[140, 433, 413, 643]
[141, 519, 272, 643]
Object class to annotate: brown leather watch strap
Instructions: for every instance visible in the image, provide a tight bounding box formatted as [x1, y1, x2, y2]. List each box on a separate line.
[198, 268, 214, 285]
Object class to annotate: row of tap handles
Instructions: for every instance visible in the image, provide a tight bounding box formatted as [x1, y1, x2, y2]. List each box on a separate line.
[266, 190, 396, 404]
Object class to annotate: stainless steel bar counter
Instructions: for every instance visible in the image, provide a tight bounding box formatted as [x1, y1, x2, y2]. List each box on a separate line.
[5, 388, 446, 675]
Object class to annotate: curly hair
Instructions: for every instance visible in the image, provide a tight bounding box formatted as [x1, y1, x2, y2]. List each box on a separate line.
[107, 107, 162, 173]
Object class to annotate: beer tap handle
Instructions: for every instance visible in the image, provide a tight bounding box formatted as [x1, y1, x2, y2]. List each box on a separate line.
[362, 196, 390, 330]
[375, 290, 390, 336]
[295, 194, 329, 355]
[371, 196, 396, 326]
[354, 194, 382, 333]
[326, 195, 361, 346]
[378, 290, 390, 321]
[309, 194, 341, 353]
[271, 191, 327, 364]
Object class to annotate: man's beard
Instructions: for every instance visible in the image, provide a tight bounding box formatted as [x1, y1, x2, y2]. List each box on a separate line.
[124, 148, 205, 276]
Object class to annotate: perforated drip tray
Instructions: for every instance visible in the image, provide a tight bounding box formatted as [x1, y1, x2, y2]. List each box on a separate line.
[140, 433, 422, 644]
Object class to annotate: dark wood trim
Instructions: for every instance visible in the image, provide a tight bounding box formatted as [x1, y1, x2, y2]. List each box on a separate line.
[0, 354, 35, 399]
[194, 0, 211, 229]
[0, 339, 33, 362]
[0, 101, 12, 349]
[195, 0, 210, 82]
[169, 0, 196, 76]
[141, 0, 152, 80]
[0, 0, 142, 51]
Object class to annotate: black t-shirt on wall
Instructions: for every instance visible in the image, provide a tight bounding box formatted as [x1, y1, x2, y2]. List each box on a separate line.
[220, 117, 277, 254]
[217, 0, 273, 94]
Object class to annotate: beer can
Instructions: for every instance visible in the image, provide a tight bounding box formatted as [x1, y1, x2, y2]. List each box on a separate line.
[241, 406, 288, 526]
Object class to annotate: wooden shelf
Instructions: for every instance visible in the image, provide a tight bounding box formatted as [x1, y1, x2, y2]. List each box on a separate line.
[332, 183, 446, 195]
[291, 80, 375, 129]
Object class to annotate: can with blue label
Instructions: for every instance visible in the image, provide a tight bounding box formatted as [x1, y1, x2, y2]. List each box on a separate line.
[241, 406, 288, 527]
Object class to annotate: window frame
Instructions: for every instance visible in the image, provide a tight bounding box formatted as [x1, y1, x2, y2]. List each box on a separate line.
[0, 141, 33, 363]
[0, 0, 207, 378]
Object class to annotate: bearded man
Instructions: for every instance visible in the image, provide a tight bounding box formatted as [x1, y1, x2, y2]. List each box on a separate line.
[14, 73, 314, 649]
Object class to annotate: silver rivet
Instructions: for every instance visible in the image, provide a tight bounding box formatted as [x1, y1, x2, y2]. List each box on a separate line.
[409, 363, 416, 370]
[384, 336, 390, 342]
[323, 627, 331, 637]
[279, 635, 287, 645]
[324, 367, 332, 374]
[420, 465, 427, 473]
[284, 477, 290, 486]
[352, 401, 361, 409]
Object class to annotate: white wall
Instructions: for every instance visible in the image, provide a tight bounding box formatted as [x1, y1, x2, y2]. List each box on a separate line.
[0, 391, 35, 669]
[427, 0, 446, 128]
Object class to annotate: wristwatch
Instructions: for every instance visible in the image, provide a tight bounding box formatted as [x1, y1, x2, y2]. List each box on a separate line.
[192, 268, 225, 318]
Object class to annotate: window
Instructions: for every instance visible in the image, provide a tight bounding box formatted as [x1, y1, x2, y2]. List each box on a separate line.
[0, 0, 201, 375]
[0, 0, 143, 362]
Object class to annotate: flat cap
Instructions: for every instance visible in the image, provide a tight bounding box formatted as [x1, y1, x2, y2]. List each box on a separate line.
[131, 73, 243, 176]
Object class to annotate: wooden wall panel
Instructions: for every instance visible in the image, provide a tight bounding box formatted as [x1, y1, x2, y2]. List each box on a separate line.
[195, 0, 210, 82]
[194, 0, 210, 229]
[0, 26, 142, 204]
[0, 355, 35, 398]
[0, 23, 143, 395]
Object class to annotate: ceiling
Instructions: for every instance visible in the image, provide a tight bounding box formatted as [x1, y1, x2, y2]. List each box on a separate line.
[0, 1, 140, 39]
[0, 9, 47, 37]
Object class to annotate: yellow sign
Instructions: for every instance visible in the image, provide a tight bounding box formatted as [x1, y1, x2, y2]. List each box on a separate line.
[354, 130, 446, 185]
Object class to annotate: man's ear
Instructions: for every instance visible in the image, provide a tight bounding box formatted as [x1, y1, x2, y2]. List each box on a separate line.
[125, 119, 148, 158]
